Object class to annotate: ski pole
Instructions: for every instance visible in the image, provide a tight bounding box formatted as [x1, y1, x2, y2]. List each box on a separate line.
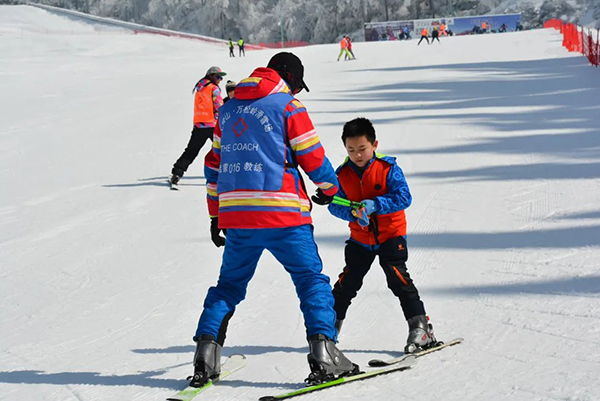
[332, 196, 364, 209]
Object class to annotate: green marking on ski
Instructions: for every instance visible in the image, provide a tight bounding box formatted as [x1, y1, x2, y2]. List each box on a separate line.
[167, 354, 246, 401]
[259, 355, 417, 401]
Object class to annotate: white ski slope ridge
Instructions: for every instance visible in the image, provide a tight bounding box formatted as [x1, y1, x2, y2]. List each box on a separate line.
[1, 5, 600, 401]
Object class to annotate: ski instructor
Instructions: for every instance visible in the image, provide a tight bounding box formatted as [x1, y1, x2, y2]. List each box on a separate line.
[169, 66, 226, 186]
[190, 52, 359, 387]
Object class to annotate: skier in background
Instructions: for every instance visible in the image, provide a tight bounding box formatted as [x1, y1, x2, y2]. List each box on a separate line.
[223, 80, 236, 103]
[337, 36, 351, 61]
[190, 52, 359, 388]
[228, 38, 235, 57]
[403, 26, 412, 40]
[346, 36, 356, 59]
[238, 38, 245, 57]
[386, 25, 396, 40]
[500, 23, 507, 33]
[440, 23, 448, 36]
[481, 21, 488, 33]
[431, 27, 441, 43]
[312, 117, 438, 354]
[417, 27, 429, 45]
[169, 66, 226, 186]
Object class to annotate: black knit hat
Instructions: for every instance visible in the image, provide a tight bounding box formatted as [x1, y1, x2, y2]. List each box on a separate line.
[225, 80, 237, 92]
[267, 52, 310, 93]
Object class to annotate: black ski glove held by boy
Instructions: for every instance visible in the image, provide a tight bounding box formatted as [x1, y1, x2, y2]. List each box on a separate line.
[210, 217, 226, 247]
[311, 188, 334, 205]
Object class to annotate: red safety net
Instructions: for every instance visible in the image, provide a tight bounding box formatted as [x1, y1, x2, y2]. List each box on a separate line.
[544, 19, 599, 67]
[258, 41, 309, 49]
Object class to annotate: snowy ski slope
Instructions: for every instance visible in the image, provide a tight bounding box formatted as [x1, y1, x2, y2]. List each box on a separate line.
[1, 5, 599, 401]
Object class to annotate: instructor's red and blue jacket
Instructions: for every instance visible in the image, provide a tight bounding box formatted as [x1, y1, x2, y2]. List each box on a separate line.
[328, 154, 412, 246]
[204, 67, 339, 229]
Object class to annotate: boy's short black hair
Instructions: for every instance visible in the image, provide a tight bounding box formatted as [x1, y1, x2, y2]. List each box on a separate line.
[342, 117, 376, 144]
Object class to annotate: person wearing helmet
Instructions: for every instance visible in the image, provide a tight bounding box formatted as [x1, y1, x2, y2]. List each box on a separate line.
[169, 66, 226, 186]
[190, 52, 359, 388]
[223, 80, 236, 103]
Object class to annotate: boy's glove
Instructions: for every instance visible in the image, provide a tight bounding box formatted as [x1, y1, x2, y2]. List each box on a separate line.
[351, 200, 376, 228]
[210, 217, 226, 247]
[311, 188, 334, 205]
[353, 207, 370, 227]
[361, 199, 377, 215]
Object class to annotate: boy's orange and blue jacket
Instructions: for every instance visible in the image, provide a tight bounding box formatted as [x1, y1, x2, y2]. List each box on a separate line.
[204, 67, 338, 229]
[328, 154, 412, 246]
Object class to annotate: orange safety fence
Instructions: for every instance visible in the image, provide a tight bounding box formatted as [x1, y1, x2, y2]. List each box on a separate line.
[544, 19, 599, 67]
[258, 40, 309, 49]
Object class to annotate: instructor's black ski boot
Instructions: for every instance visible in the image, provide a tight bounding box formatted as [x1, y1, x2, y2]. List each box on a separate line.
[189, 335, 222, 388]
[405, 314, 438, 354]
[305, 334, 360, 385]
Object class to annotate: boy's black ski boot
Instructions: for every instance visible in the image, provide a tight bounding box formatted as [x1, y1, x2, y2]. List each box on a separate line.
[189, 335, 222, 387]
[305, 334, 360, 385]
[405, 314, 438, 354]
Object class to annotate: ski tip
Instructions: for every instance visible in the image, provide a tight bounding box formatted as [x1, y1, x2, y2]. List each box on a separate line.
[258, 397, 276, 401]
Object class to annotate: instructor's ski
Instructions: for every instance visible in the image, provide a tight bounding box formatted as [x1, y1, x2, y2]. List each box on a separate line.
[258, 355, 417, 401]
[368, 337, 463, 367]
[166, 354, 246, 401]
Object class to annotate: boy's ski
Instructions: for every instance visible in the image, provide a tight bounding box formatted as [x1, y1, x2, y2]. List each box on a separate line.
[368, 337, 463, 367]
[166, 354, 246, 401]
[258, 355, 417, 401]
[168, 179, 179, 191]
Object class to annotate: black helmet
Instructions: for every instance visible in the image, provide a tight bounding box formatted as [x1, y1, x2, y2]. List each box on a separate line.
[267, 52, 309, 93]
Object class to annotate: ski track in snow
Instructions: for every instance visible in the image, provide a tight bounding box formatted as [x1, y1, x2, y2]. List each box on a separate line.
[1, 4, 600, 401]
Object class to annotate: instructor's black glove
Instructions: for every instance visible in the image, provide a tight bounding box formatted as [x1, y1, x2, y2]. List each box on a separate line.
[311, 188, 334, 206]
[210, 217, 226, 247]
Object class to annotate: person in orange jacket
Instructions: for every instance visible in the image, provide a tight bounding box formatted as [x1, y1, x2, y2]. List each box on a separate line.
[440, 23, 448, 36]
[481, 21, 488, 33]
[337, 36, 352, 61]
[169, 66, 226, 186]
[417, 27, 429, 45]
[313, 117, 437, 353]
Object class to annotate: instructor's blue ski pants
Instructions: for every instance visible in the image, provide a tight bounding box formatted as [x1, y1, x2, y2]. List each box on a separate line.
[195, 224, 337, 343]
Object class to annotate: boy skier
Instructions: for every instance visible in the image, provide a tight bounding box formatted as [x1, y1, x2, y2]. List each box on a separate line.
[312, 117, 437, 354]
[191, 52, 358, 388]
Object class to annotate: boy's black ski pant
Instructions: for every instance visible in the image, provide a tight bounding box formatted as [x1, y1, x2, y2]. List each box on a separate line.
[333, 236, 426, 321]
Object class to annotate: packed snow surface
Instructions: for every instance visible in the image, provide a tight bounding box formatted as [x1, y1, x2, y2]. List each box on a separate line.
[1, 5, 599, 401]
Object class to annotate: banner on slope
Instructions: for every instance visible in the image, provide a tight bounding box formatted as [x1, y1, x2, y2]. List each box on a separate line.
[364, 13, 522, 41]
